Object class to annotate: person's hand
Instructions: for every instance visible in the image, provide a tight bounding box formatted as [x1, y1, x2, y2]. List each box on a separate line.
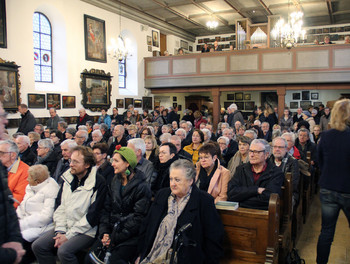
[53, 233, 68, 248]
[1, 242, 26, 264]
[101, 234, 110, 247]
[134, 256, 140, 264]
[257, 187, 265, 194]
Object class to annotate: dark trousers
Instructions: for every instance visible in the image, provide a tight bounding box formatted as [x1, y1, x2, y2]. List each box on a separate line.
[316, 188, 350, 264]
[32, 229, 95, 264]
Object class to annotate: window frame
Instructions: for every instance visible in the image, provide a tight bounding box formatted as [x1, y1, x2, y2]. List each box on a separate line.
[118, 59, 126, 89]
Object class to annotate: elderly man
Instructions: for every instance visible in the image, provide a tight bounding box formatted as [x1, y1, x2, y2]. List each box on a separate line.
[260, 122, 272, 142]
[227, 139, 284, 210]
[32, 146, 106, 264]
[92, 143, 113, 183]
[76, 108, 92, 130]
[57, 121, 68, 139]
[46, 108, 64, 130]
[179, 120, 193, 147]
[16, 135, 36, 166]
[74, 130, 89, 146]
[17, 104, 36, 135]
[294, 128, 317, 164]
[35, 138, 60, 176]
[222, 128, 238, 164]
[128, 138, 156, 186]
[270, 137, 300, 204]
[244, 129, 257, 140]
[99, 123, 110, 142]
[320, 107, 331, 132]
[170, 135, 192, 161]
[0, 140, 29, 208]
[293, 108, 303, 124]
[34, 124, 45, 139]
[227, 103, 244, 128]
[52, 139, 77, 184]
[89, 129, 104, 148]
[282, 132, 301, 160]
[108, 124, 128, 156]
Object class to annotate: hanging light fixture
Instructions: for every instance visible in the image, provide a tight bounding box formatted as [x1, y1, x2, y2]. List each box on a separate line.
[107, 1, 129, 61]
[271, 1, 306, 49]
[206, 17, 218, 30]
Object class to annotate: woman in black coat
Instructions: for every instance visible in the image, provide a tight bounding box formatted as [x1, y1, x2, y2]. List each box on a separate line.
[137, 159, 224, 264]
[87, 146, 151, 263]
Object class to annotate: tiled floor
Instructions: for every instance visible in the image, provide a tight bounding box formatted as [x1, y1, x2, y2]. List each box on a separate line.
[296, 195, 350, 264]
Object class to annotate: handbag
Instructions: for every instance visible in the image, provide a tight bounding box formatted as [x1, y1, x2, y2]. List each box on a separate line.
[286, 248, 305, 264]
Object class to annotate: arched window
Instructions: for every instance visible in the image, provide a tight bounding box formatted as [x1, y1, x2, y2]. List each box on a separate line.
[119, 59, 126, 89]
[33, 12, 52, 83]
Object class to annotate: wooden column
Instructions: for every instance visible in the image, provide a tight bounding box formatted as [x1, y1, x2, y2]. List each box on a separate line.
[277, 86, 286, 120]
[211, 88, 221, 131]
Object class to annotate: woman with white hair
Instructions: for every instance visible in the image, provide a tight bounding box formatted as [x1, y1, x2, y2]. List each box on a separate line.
[17, 164, 59, 263]
[34, 139, 60, 176]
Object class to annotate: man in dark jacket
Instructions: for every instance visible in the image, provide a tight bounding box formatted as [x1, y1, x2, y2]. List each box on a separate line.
[76, 108, 93, 130]
[227, 139, 284, 210]
[294, 128, 317, 164]
[167, 106, 179, 125]
[46, 108, 64, 130]
[17, 104, 36, 135]
[227, 103, 244, 128]
[16, 135, 36, 166]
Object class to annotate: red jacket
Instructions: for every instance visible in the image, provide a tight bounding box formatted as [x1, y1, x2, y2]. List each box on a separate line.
[8, 159, 29, 208]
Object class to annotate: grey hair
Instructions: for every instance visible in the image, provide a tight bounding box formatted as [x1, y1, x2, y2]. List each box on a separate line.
[100, 123, 108, 132]
[38, 139, 54, 150]
[160, 133, 172, 143]
[201, 128, 211, 140]
[272, 129, 281, 140]
[221, 122, 229, 129]
[146, 126, 155, 135]
[272, 137, 288, 148]
[217, 136, 229, 145]
[251, 139, 271, 155]
[179, 120, 187, 126]
[186, 121, 193, 130]
[77, 130, 88, 140]
[170, 159, 196, 181]
[0, 140, 19, 156]
[229, 103, 238, 110]
[128, 138, 146, 156]
[253, 120, 261, 126]
[171, 135, 181, 143]
[66, 127, 76, 136]
[297, 128, 310, 138]
[58, 121, 67, 129]
[60, 139, 77, 150]
[223, 128, 233, 135]
[175, 128, 186, 138]
[244, 129, 257, 139]
[17, 135, 30, 146]
[93, 123, 100, 129]
[78, 125, 88, 131]
[262, 122, 270, 128]
[92, 129, 103, 137]
[281, 132, 296, 144]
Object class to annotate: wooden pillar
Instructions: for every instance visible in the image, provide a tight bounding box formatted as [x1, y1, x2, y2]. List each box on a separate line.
[211, 88, 221, 131]
[277, 86, 286, 120]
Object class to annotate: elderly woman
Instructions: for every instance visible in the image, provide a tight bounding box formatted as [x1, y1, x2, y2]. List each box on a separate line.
[144, 135, 159, 164]
[34, 139, 59, 176]
[193, 110, 207, 129]
[137, 159, 224, 264]
[201, 128, 211, 143]
[227, 136, 252, 179]
[88, 146, 151, 264]
[65, 127, 76, 140]
[196, 143, 230, 203]
[217, 136, 229, 156]
[17, 165, 59, 264]
[28, 131, 40, 153]
[126, 124, 138, 141]
[183, 129, 204, 164]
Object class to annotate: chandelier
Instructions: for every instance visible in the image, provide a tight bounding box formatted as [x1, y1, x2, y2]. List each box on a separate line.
[271, 9, 306, 49]
[206, 19, 218, 30]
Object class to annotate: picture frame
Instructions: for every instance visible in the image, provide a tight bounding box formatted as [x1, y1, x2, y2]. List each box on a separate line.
[84, 14, 106, 62]
[28, 94, 45, 108]
[235, 102, 244, 110]
[292, 93, 300, 100]
[148, 46, 152, 52]
[311, 92, 319, 100]
[180, 40, 188, 50]
[189, 46, 193, 52]
[173, 96, 177, 102]
[173, 103, 177, 108]
[0, 0, 7, 48]
[244, 101, 255, 111]
[313, 101, 323, 107]
[62, 96, 76, 108]
[124, 98, 134, 109]
[147, 35, 152, 45]
[142, 96, 153, 110]
[290, 101, 299, 109]
[235, 92, 243, 101]
[134, 99, 142, 108]
[224, 102, 231, 109]
[300, 101, 311, 110]
[178, 105, 182, 111]
[302, 91, 310, 100]
[116, 99, 124, 108]
[0, 58, 21, 112]
[47, 93, 61, 109]
[152, 30, 159, 47]
[80, 69, 112, 111]
[244, 94, 251, 100]
[227, 94, 234, 100]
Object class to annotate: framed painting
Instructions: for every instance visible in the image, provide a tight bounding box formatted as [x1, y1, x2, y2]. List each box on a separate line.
[189, 46, 193, 52]
[28, 94, 45, 108]
[0, 0, 6, 48]
[290, 101, 298, 109]
[292, 93, 300, 100]
[134, 99, 142, 108]
[125, 98, 134, 109]
[148, 46, 152, 52]
[180, 40, 188, 50]
[224, 102, 231, 109]
[244, 101, 255, 111]
[142, 96, 152, 110]
[0, 58, 21, 112]
[235, 102, 244, 110]
[227, 94, 234, 100]
[244, 94, 251, 100]
[313, 101, 322, 107]
[47, 93, 61, 109]
[302, 91, 310, 100]
[152, 30, 159, 47]
[300, 101, 311, 110]
[62, 96, 76, 108]
[116, 99, 124, 108]
[311, 92, 319, 100]
[235, 92, 243, 101]
[178, 105, 182, 111]
[173, 103, 177, 108]
[84, 14, 106, 62]
[173, 96, 177, 102]
[80, 69, 112, 111]
[147, 35, 152, 45]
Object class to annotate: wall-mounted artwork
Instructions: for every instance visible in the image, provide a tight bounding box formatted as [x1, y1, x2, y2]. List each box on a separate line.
[311, 92, 319, 100]
[227, 94, 234, 100]
[235, 92, 243, 101]
[292, 93, 300, 100]
[244, 94, 251, 100]
[180, 40, 188, 50]
[152, 30, 159, 47]
[148, 46, 152, 52]
[173, 96, 177, 102]
[173, 103, 177, 108]
[290, 101, 298, 109]
[313, 101, 322, 107]
[47, 93, 61, 109]
[244, 101, 255, 111]
[0, 0, 7, 48]
[147, 35, 152, 45]
[235, 102, 244, 110]
[116, 99, 124, 108]
[189, 46, 193, 52]
[302, 91, 310, 100]
[28, 94, 45, 108]
[0, 58, 20, 112]
[142, 97, 152, 110]
[84, 14, 106, 62]
[62, 96, 76, 108]
[125, 98, 134, 109]
[300, 101, 311, 110]
[224, 102, 231, 109]
[178, 105, 182, 111]
[134, 99, 142, 108]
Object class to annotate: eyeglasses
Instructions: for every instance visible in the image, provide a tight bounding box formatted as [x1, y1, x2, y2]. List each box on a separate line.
[249, 150, 265, 155]
[272, 146, 286, 149]
[0, 151, 11, 155]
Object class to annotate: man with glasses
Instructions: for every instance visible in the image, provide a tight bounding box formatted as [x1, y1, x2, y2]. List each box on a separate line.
[227, 139, 284, 210]
[74, 130, 89, 146]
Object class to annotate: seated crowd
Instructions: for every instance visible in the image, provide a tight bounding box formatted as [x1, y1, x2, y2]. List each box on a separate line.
[2, 100, 330, 264]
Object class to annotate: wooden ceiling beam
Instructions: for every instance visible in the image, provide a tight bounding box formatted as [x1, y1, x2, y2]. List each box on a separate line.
[326, 0, 334, 24]
[257, 0, 273, 15]
[223, 0, 246, 18]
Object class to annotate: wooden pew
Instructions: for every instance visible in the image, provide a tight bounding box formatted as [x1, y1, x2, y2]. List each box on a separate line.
[218, 194, 280, 264]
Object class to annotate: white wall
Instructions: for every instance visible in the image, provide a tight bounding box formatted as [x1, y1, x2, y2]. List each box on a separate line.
[166, 34, 194, 55]
[1, 0, 157, 122]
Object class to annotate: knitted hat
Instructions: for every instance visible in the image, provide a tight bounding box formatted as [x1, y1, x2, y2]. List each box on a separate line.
[114, 145, 137, 169]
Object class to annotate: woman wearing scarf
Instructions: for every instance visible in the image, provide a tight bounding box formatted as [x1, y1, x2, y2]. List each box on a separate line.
[227, 136, 252, 179]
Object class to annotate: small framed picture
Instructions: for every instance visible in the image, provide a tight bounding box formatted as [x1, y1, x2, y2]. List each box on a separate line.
[125, 98, 134, 109]
[224, 102, 231, 109]
[244, 94, 251, 100]
[134, 99, 142, 108]
[180, 40, 188, 50]
[46, 93, 61, 109]
[62, 96, 76, 108]
[311, 93, 319, 100]
[173, 96, 177, 102]
[227, 94, 234, 100]
[189, 46, 193, 52]
[116, 99, 124, 108]
[148, 46, 152, 52]
[290, 101, 299, 109]
[313, 101, 322, 107]
[173, 103, 177, 108]
[235, 102, 244, 110]
[152, 30, 159, 47]
[292, 93, 301, 100]
[244, 101, 255, 111]
[178, 105, 182, 111]
[142, 97, 153, 110]
[147, 35, 152, 45]
[300, 101, 311, 110]
[302, 91, 310, 100]
[235, 92, 243, 101]
[28, 94, 45, 108]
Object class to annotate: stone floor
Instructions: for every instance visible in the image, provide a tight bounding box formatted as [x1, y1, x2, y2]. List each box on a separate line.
[296, 195, 350, 264]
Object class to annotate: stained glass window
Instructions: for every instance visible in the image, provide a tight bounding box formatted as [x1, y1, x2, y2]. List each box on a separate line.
[119, 59, 126, 89]
[33, 12, 52, 82]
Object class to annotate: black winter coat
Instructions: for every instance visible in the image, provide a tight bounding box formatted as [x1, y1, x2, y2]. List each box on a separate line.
[295, 138, 317, 163]
[139, 185, 224, 264]
[152, 155, 179, 194]
[19, 147, 36, 166]
[227, 160, 284, 210]
[17, 110, 36, 135]
[99, 170, 151, 247]
[35, 150, 60, 177]
[76, 114, 93, 130]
